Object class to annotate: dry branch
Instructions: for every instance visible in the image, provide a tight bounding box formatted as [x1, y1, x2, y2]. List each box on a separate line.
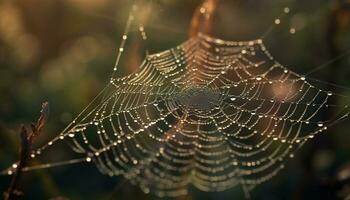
[3, 102, 49, 200]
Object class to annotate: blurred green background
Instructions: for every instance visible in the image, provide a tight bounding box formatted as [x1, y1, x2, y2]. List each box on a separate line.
[1, 0, 350, 199]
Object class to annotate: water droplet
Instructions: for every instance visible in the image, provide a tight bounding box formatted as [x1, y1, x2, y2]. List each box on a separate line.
[284, 7, 290, 14]
[275, 19, 281, 24]
[290, 28, 296, 34]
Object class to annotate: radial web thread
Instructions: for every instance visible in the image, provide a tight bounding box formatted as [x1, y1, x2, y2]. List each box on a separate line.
[5, 32, 347, 197]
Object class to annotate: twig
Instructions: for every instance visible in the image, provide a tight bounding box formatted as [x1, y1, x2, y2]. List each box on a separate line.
[3, 102, 49, 200]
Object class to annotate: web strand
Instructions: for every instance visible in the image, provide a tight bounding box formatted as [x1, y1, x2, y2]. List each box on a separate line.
[5, 33, 347, 197]
[3, 2, 350, 198]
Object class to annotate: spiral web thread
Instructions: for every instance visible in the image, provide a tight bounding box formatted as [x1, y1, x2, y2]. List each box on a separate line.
[12, 33, 349, 197]
[3, 3, 350, 199]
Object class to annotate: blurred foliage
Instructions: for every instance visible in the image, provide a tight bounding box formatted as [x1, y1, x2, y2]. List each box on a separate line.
[0, 0, 350, 199]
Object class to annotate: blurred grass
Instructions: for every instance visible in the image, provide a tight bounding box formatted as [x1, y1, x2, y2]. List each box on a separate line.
[0, 0, 350, 199]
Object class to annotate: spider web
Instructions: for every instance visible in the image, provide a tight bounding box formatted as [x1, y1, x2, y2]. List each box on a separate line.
[3, 3, 350, 199]
[22, 33, 349, 197]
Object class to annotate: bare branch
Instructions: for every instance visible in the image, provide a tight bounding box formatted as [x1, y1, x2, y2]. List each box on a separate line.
[3, 102, 49, 200]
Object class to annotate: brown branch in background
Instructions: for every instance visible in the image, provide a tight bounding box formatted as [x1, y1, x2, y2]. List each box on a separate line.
[189, 0, 218, 37]
[4, 102, 49, 200]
